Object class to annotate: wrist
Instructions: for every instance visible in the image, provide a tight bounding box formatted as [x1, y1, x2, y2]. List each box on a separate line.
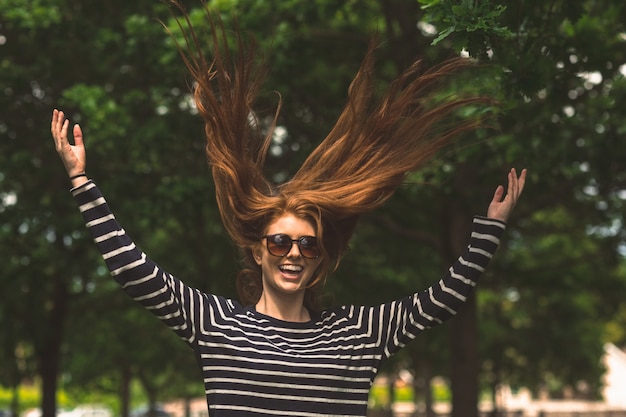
[69, 173, 89, 188]
[69, 173, 87, 181]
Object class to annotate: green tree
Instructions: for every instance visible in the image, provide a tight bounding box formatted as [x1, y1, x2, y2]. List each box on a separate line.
[417, 0, 626, 415]
[2, 2, 626, 417]
[0, 1, 226, 416]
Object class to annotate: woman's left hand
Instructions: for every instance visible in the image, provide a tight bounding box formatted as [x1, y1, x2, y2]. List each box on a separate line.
[487, 168, 527, 223]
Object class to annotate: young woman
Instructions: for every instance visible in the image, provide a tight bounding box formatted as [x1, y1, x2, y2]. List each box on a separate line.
[51, 5, 526, 417]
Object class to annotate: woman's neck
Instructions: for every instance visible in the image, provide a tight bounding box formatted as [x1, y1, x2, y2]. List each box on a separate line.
[255, 293, 310, 322]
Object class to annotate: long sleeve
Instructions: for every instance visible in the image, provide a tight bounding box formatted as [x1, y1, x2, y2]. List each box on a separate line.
[376, 216, 506, 358]
[71, 180, 202, 345]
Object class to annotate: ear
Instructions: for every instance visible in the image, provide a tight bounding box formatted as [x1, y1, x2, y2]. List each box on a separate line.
[252, 244, 263, 265]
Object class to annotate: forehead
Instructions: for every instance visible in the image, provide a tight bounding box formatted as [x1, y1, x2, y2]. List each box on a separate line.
[266, 213, 316, 237]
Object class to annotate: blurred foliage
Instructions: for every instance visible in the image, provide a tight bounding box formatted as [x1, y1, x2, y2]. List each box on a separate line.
[1, 0, 626, 417]
[0, 385, 42, 410]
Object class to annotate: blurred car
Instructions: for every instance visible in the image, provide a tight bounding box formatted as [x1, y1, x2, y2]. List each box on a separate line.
[23, 409, 41, 417]
[130, 405, 170, 417]
[57, 405, 112, 417]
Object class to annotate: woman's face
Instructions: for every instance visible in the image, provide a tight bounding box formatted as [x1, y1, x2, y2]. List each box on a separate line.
[253, 213, 323, 300]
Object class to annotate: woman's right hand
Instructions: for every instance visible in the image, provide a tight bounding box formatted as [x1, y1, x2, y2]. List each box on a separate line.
[51, 109, 88, 187]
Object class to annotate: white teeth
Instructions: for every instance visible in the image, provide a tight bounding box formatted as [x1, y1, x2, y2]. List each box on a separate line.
[280, 265, 303, 272]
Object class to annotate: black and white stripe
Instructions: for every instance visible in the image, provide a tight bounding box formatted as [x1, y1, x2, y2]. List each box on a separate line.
[72, 181, 505, 417]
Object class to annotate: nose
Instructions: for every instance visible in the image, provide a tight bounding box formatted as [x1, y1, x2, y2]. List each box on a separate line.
[286, 241, 303, 258]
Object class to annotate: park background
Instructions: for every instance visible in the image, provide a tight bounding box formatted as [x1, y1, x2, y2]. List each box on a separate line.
[1, 0, 626, 416]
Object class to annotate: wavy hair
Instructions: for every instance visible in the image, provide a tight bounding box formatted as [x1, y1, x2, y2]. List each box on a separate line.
[166, 2, 492, 311]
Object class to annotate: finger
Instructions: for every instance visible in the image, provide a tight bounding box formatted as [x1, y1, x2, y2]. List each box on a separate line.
[59, 111, 67, 134]
[509, 168, 518, 202]
[51, 109, 58, 135]
[54, 110, 65, 140]
[55, 110, 63, 132]
[52, 109, 62, 137]
[491, 184, 504, 203]
[502, 170, 513, 205]
[52, 109, 65, 148]
[61, 119, 69, 141]
[517, 168, 527, 197]
[73, 124, 83, 147]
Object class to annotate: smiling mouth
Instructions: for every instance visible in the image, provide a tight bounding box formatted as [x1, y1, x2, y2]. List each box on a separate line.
[279, 264, 303, 275]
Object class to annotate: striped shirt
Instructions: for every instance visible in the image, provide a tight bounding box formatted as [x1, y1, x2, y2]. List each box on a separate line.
[72, 180, 505, 417]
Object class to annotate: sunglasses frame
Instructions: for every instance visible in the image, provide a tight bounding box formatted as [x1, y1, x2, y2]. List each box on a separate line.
[262, 234, 320, 259]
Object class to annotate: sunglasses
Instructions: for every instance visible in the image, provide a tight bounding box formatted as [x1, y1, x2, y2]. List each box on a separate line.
[262, 234, 320, 259]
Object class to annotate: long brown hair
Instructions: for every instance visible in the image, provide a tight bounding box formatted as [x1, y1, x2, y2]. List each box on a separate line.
[166, 2, 492, 311]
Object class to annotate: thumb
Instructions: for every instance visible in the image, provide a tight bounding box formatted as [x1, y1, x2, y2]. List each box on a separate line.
[73, 124, 84, 147]
[491, 185, 504, 203]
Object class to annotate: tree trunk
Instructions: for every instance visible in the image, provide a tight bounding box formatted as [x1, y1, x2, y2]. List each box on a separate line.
[184, 397, 191, 417]
[490, 382, 499, 417]
[450, 293, 479, 417]
[40, 359, 57, 417]
[39, 277, 68, 417]
[443, 180, 479, 417]
[138, 374, 159, 417]
[421, 361, 435, 417]
[386, 373, 395, 417]
[120, 364, 132, 417]
[10, 381, 20, 417]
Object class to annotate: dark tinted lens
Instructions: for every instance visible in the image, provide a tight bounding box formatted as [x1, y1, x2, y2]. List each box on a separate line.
[297, 236, 319, 259]
[265, 234, 320, 259]
[267, 234, 292, 256]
